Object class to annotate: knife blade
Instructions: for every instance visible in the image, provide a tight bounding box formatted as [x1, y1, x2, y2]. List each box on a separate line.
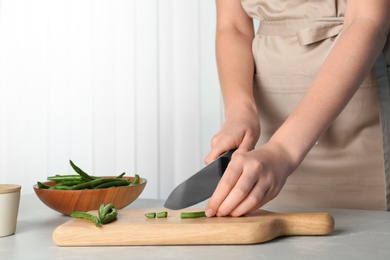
[164, 149, 236, 210]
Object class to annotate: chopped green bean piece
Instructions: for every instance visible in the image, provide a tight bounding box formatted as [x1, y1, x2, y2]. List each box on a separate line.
[157, 211, 168, 218]
[145, 212, 156, 218]
[180, 211, 206, 219]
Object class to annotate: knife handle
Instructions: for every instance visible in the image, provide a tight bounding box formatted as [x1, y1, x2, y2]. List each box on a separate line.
[218, 149, 237, 175]
[219, 149, 237, 160]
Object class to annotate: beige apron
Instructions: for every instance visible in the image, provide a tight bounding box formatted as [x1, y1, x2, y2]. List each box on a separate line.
[241, 0, 390, 210]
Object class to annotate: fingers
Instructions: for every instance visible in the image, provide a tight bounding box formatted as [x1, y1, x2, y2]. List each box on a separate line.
[214, 164, 262, 217]
[205, 130, 256, 165]
[204, 133, 234, 164]
[204, 148, 226, 165]
[229, 187, 272, 217]
[206, 177, 271, 218]
[205, 150, 285, 218]
[205, 161, 242, 217]
[205, 154, 267, 217]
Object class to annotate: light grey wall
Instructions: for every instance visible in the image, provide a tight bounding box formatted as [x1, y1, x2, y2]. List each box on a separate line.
[0, 0, 222, 198]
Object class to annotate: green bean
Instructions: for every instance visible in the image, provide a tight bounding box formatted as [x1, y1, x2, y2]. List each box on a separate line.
[116, 172, 126, 178]
[129, 174, 140, 186]
[69, 160, 95, 182]
[38, 160, 140, 190]
[47, 175, 82, 182]
[55, 179, 84, 186]
[70, 204, 118, 227]
[157, 211, 168, 218]
[145, 212, 156, 218]
[180, 211, 206, 219]
[70, 212, 101, 227]
[70, 178, 128, 190]
[100, 208, 118, 224]
[99, 203, 115, 220]
[37, 181, 51, 189]
[98, 204, 106, 220]
[144, 211, 168, 218]
[93, 180, 130, 189]
[49, 185, 73, 190]
[69, 179, 104, 190]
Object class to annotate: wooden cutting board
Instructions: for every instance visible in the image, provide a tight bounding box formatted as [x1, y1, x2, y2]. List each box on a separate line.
[52, 208, 334, 246]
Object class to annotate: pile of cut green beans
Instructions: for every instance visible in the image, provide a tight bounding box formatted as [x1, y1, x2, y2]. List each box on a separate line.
[37, 160, 140, 190]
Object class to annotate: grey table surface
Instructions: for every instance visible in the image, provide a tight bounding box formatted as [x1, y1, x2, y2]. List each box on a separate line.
[1, 193, 390, 260]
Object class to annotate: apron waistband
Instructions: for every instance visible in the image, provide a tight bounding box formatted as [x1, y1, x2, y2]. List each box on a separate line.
[257, 18, 344, 46]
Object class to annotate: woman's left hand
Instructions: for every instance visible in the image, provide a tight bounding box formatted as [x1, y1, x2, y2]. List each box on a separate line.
[205, 141, 294, 217]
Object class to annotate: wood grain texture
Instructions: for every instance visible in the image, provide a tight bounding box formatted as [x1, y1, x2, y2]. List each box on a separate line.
[52, 208, 334, 246]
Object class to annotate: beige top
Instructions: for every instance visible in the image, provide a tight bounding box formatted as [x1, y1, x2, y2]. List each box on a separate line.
[241, 0, 390, 210]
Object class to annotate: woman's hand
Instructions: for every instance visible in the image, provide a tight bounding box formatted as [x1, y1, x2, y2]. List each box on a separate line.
[204, 105, 260, 165]
[205, 0, 257, 164]
[205, 141, 294, 217]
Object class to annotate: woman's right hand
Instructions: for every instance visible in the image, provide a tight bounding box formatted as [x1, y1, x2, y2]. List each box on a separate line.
[206, 0, 258, 163]
[204, 104, 260, 164]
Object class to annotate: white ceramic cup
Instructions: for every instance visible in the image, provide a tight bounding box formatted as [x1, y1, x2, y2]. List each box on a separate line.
[0, 184, 21, 237]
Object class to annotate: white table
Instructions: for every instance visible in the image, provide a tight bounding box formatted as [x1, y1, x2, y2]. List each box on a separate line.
[1, 194, 390, 259]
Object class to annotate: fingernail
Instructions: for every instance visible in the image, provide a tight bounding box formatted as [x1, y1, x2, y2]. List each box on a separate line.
[205, 208, 215, 217]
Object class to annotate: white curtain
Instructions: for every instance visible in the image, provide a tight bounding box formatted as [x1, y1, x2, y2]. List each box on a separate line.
[0, 0, 223, 198]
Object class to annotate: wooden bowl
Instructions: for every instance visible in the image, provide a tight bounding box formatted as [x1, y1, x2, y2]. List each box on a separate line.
[33, 176, 147, 215]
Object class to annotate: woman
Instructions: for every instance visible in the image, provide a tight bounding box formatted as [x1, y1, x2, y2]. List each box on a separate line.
[204, 0, 390, 217]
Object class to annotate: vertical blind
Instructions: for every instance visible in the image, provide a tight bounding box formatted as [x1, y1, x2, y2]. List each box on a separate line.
[0, 0, 223, 198]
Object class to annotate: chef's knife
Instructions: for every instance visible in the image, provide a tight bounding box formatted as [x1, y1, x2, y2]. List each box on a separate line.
[164, 149, 236, 210]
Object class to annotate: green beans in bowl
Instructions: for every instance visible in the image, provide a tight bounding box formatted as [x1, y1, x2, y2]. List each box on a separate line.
[33, 160, 146, 215]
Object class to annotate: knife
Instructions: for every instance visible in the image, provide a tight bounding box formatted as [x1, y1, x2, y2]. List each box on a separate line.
[164, 149, 236, 210]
